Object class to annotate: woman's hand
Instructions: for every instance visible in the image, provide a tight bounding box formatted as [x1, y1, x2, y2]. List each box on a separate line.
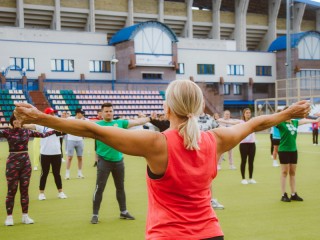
[287, 100, 311, 119]
[14, 102, 43, 125]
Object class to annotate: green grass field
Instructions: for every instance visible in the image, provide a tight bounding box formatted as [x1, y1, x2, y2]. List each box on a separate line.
[0, 133, 319, 240]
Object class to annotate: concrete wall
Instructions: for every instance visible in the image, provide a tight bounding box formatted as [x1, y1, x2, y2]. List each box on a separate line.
[0, 27, 114, 81]
[176, 38, 276, 84]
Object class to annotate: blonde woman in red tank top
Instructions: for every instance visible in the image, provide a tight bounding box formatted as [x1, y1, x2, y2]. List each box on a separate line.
[14, 80, 311, 240]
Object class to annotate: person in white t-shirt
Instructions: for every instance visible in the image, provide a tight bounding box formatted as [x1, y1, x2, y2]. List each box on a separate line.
[36, 108, 67, 200]
[65, 108, 87, 179]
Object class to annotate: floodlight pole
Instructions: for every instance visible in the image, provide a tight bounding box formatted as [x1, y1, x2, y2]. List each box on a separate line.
[286, 0, 293, 104]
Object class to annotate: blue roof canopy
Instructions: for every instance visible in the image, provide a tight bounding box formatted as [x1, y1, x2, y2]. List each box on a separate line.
[109, 21, 178, 46]
[294, 0, 320, 8]
[268, 31, 320, 52]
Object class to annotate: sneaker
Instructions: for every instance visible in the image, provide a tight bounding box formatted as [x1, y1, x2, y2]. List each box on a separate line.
[120, 212, 135, 220]
[217, 165, 221, 170]
[290, 193, 303, 201]
[38, 193, 46, 201]
[91, 215, 99, 224]
[4, 215, 14, 226]
[77, 173, 84, 179]
[58, 192, 67, 199]
[211, 199, 224, 210]
[241, 179, 248, 185]
[230, 165, 237, 170]
[22, 215, 34, 224]
[281, 192, 291, 202]
[61, 158, 66, 162]
[248, 179, 257, 184]
[65, 172, 70, 180]
[273, 160, 279, 167]
[33, 166, 38, 171]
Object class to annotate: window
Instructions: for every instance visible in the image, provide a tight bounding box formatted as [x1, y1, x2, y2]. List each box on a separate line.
[224, 84, 230, 95]
[89, 60, 111, 73]
[9, 57, 35, 71]
[233, 84, 242, 95]
[197, 64, 215, 75]
[298, 70, 320, 89]
[51, 59, 74, 72]
[227, 65, 244, 76]
[253, 83, 269, 93]
[142, 73, 162, 80]
[176, 63, 185, 74]
[256, 66, 272, 76]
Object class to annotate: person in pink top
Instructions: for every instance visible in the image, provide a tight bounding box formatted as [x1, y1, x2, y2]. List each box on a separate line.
[14, 80, 311, 240]
[239, 108, 257, 185]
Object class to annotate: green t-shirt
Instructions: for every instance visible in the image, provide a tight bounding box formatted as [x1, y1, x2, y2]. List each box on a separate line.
[277, 119, 299, 152]
[95, 119, 129, 161]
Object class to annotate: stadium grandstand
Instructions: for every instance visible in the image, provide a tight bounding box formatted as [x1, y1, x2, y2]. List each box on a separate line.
[0, 0, 320, 126]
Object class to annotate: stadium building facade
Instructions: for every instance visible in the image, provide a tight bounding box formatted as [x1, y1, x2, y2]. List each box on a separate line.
[0, 0, 319, 115]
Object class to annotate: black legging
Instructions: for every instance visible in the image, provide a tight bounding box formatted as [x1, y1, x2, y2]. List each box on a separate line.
[239, 143, 256, 179]
[270, 133, 274, 155]
[39, 154, 63, 191]
[312, 129, 318, 144]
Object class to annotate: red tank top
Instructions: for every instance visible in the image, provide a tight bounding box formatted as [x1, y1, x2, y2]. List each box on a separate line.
[146, 130, 223, 240]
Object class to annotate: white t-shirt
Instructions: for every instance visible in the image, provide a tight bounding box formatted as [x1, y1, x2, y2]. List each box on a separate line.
[36, 125, 61, 155]
[66, 116, 87, 141]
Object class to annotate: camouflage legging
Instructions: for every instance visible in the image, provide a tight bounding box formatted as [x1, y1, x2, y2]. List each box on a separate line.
[5, 152, 32, 215]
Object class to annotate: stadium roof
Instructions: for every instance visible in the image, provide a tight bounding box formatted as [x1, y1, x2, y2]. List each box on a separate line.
[109, 21, 178, 46]
[268, 31, 320, 52]
[294, 0, 320, 8]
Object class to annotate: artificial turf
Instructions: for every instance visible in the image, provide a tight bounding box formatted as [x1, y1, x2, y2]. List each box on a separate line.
[0, 133, 319, 240]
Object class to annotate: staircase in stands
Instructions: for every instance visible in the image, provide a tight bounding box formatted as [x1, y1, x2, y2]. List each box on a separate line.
[29, 91, 50, 112]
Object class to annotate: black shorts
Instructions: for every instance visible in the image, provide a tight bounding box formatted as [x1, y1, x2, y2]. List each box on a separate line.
[272, 139, 280, 145]
[278, 151, 298, 164]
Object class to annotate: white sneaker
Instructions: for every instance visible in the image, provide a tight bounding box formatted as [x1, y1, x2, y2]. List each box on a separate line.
[217, 165, 221, 171]
[61, 158, 66, 162]
[248, 179, 257, 184]
[65, 172, 70, 180]
[4, 215, 14, 226]
[211, 198, 224, 210]
[77, 173, 84, 179]
[230, 165, 236, 170]
[241, 179, 248, 185]
[38, 193, 46, 201]
[33, 166, 38, 171]
[22, 215, 34, 224]
[58, 192, 67, 199]
[273, 160, 279, 167]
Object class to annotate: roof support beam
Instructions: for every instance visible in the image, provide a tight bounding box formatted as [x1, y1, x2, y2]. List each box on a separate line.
[293, 3, 306, 33]
[126, 0, 134, 26]
[87, 0, 95, 32]
[158, 0, 164, 23]
[52, 0, 61, 30]
[16, 0, 24, 28]
[182, 0, 193, 38]
[209, 0, 221, 39]
[317, 9, 320, 32]
[235, 0, 249, 51]
[258, 0, 281, 51]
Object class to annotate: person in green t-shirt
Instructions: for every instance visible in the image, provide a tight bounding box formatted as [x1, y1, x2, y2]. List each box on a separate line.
[277, 111, 320, 203]
[91, 102, 151, 224]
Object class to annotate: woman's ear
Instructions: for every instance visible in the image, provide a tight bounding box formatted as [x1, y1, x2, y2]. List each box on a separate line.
[164, 104, 171, 119]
